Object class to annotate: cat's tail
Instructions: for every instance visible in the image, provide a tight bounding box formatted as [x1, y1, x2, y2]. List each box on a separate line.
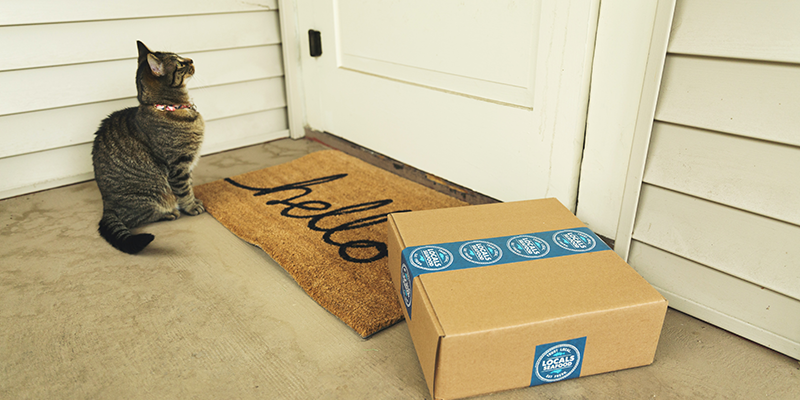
[98, 210, 154, 254]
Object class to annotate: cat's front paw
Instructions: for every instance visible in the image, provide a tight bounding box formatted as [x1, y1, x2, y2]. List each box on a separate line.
[182, 199, 205, 216]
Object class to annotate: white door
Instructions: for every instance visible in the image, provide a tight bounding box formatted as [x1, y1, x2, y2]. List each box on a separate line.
[293, 0, 599, 207]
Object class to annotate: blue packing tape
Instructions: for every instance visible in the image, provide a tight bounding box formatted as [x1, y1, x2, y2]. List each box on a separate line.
[399, 227, 610, 319]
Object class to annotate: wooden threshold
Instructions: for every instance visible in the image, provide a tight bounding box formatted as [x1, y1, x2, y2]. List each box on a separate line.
[304, 128, 499, 206]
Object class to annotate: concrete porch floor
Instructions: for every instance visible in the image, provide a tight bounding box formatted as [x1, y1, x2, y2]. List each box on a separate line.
[1, 138, 798, 399]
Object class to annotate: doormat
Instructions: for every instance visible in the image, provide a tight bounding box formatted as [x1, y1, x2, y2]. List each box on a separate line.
[193, 150, 466, 337]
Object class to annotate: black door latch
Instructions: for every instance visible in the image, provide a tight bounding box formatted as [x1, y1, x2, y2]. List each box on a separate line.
[308, 30, 322, 57]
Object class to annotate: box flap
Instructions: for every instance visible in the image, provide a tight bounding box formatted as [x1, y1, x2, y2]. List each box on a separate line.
[390, 198, 579, 247]
[411, 277, 445, 396]
[421, 250, 665, 335]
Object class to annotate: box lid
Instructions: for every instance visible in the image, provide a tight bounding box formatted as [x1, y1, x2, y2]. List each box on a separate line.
[391, 199, 665, 335]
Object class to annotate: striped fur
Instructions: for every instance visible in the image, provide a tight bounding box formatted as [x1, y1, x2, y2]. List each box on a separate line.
[92, 41, 204, 254]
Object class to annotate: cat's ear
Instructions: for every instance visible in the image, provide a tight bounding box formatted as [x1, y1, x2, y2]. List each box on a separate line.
[146, 53, 166, 76]
[137, 41, 152, 65]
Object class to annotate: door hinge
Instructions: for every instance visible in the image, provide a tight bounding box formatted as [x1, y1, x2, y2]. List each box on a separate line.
[308, 30, 322, 57]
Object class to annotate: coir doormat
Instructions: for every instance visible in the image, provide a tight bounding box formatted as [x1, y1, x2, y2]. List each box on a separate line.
[194, 150, 466, 337]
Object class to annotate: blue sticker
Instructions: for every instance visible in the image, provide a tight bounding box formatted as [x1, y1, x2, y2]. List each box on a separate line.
[409, 246, 454, 271]
[459, 240, 503, 265]
[531, 337, 587, 386]
[400, 262, 413, 309]
[399, 227, 609, 319]
[507, 235, 550, 258]
[553, 230, 597, 252]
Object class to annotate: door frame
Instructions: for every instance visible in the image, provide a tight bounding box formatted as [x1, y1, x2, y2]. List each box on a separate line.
[572, 0, 676, 248]
[610, 0, 676, 260]
[278, 0, 306, 139]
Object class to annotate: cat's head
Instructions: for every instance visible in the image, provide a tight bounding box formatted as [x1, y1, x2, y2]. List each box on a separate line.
[135, 41, 195, 103]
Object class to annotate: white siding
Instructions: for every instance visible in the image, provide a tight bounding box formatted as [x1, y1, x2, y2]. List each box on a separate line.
[624, 0, 800, 359]
[0, 0, 288, 200]
[655, 55, 800, 147]
[667, 0, 800, 64]
[629, 242, 800, 358]
[644, 123, 800, 226]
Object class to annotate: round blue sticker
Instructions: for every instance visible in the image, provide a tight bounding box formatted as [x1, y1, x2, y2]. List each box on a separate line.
[409, 246, 453, 271]
[459, 240, 503, 265]
[507, 235, 550, 258]
[552, 230, 596, 252]
[534, 343, 582, 383]
[400, 263, 413, 308]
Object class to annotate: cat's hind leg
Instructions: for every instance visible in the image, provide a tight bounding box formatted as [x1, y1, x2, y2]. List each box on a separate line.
[118, 189, 180, 228]
[151, 190, 182, 222]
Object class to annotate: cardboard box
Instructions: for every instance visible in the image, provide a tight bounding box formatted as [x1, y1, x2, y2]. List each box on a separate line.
[387, 199, 668, 400]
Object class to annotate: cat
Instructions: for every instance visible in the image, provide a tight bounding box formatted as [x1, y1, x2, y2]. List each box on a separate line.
[92, 41, 205, 254]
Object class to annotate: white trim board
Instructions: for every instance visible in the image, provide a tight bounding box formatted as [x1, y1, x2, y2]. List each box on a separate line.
[576, 0, 666, 240]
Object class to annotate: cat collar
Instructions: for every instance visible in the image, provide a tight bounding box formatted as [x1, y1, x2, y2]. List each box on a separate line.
[154, 104, 196, 112]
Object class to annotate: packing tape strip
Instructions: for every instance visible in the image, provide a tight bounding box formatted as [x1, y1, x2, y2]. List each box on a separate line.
[400, 227, 610, 319]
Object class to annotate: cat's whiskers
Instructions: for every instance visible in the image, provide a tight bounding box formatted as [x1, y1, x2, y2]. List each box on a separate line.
[185, 74, 208, 109]
[187, 72, 210, 90]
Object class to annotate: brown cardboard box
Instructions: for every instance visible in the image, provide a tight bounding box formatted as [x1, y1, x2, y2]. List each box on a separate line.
[387, 199, 667, 400]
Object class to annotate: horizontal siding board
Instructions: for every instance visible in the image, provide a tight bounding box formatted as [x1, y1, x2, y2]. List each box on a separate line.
[0, 110, 290, 200]
[0, 0, 278, 26]
[0, 77, 287, 158]
[194, 78, 287, 121]
[644, 122, 800, 226]
[633, 184, 800, 300]
[657, 288, 800, 360]
[188, 46, 284, 90]
[0, 45, 283, 116]
[655, 55, 800, 147]
[0, 12, 281, 72]
[0, 143, 95, 200]
[0, 99, 136, 159]
[203, 109, 289, 154]
[669, 0, 800, 64]
[629, 241, 800, 359]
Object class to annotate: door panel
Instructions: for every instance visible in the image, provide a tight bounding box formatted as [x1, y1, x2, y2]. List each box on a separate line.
[298, 0, 599, 205]
[335, 0, 539, 107]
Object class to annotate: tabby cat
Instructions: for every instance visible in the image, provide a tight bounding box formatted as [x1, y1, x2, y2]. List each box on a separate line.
[92, 41, 204, 254]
